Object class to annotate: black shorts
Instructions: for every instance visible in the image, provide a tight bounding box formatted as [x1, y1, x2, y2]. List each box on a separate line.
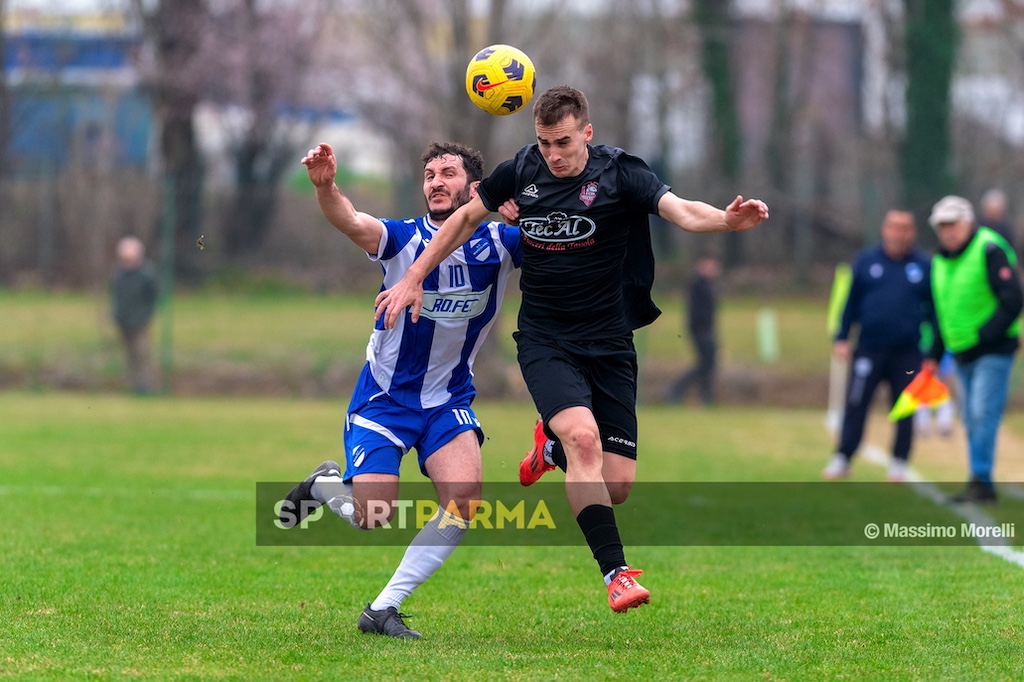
[514, 330, 638, 459]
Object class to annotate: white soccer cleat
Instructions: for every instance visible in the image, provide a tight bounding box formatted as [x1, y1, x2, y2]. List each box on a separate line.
[821, 453, 851, 480]
[887, 459, 908, 483]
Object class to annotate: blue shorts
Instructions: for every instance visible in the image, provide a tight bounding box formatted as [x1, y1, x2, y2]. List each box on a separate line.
[342, 390, 484, 482]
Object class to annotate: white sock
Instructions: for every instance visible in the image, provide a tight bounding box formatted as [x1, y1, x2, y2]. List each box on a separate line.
[604, 566, 630, 586]
[311, 476, 361, 529]
[369, 509, 469, 612]
[542, 440, 555, 467]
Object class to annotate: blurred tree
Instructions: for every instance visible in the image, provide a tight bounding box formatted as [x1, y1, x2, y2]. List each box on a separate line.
[213, 0, 327, 256]
[592, 2, 650, 147]
[0, 0, 10, 178]
[130, 0, 329, 263]
[902, 0, 957, 214]
[312, 0, 515, 218]
[635, 0, 692, 259]
[131, 0, 206, 281]
[694, 0, 743, 268]
[292, 1, 693, 220]
[762, 9, 800, 271]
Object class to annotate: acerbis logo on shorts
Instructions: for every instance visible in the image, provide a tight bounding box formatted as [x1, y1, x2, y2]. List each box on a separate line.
[605, 435, 636, 448]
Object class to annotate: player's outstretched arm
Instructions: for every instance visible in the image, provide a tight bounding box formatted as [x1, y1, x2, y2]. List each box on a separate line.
[374, 193, 490, 330]
[658, 192, 769, 234]
[301, 142, 383, 254]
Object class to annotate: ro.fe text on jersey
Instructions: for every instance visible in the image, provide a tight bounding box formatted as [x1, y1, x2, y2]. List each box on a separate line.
[358, 216, 521, 410]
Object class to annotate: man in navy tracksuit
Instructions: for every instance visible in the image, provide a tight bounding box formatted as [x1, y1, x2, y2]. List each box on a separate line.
[822, 210, 934, 482]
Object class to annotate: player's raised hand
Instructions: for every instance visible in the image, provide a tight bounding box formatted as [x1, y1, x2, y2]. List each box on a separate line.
[724, 195, 769, 232]
[302, 143, 337, 188]
[374, 274, 425, 330]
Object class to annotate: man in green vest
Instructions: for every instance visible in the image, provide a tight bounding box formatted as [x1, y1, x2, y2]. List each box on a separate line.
[927, 195, 1023, 504]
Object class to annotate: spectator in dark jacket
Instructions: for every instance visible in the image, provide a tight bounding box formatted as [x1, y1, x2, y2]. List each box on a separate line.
[667, 254, 720, 405]
[822, 210, 934, 482]
[110, 236, 158, 394]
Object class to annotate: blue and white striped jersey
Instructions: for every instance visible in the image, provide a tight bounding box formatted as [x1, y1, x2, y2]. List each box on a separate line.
[354, 215, 521, 410]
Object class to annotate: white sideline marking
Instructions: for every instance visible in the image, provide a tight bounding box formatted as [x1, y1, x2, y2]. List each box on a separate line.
[998, 485, 1024, 501]
[863, 444, 1024, 569]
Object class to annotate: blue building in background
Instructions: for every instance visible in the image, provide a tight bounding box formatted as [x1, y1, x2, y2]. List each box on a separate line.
[3, 27, 153, 174]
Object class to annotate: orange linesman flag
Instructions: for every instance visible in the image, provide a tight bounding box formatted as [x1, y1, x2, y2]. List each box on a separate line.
[888, 366, 950, 421]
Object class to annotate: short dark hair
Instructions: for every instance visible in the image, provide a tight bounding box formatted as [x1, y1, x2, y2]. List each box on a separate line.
[421, 142, 484, 183]
[533, 85, 590, 128]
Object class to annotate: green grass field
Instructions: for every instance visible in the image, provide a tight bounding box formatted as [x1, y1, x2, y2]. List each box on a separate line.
[0, 289, 838, 391]
[3, 392, 1024, 680]
[5, 288, 1023, 406]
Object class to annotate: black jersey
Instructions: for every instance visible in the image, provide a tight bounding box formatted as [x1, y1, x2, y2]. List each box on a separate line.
[478, 144, 669, 339]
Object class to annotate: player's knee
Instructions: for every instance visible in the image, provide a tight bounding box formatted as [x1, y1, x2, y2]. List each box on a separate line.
[563, 428, 603, 468]
[439, 481, 482, 522]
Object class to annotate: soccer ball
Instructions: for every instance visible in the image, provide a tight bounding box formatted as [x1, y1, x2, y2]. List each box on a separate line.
[465, 44, 536, 116]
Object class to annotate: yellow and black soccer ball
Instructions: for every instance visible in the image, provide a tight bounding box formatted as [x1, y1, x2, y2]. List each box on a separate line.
[465, 44, 536, 116]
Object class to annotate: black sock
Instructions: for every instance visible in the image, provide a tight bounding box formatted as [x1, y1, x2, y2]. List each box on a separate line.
[576, 504, 626, 576]
[550, 440, 567, 472]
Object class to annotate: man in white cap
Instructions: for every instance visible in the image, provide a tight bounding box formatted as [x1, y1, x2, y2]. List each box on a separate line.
[927, 195, 1022, 503]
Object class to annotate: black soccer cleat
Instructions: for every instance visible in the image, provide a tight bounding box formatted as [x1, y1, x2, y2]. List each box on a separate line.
[948, 478, 998, 505]
[357, 604, 422, 639]
[278, 460, 341, 528]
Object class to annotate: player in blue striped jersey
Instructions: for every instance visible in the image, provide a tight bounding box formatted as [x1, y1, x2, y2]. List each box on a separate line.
[280, 141, 520, 638]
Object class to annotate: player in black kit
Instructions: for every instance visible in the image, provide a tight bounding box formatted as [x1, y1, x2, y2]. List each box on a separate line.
[376, 85, 769, 613]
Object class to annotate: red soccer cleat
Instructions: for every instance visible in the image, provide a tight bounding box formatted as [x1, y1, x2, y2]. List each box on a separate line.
[518, 419, 556, 486]
[607, 568, 650, 613]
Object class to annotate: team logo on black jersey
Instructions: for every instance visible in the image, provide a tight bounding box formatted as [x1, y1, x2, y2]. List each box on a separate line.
[520, 211, 597, 243]
[579, 181, 598, 207]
